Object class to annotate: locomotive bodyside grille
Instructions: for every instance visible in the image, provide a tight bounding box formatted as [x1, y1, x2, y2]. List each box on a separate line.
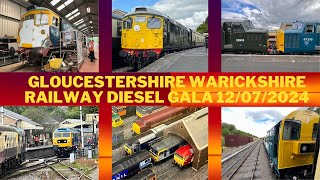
[285, 34, 300, 48]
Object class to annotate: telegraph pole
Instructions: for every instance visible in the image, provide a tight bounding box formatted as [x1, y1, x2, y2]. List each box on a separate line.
[80, 106, 84, 148]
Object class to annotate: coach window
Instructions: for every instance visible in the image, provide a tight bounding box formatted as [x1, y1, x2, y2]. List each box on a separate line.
[312, 123, 318, 140]
[123, 18, 132, 29]
[283, 120, 301, 140]
[305, 25, 314, 33]
[148, 17, 161, 29]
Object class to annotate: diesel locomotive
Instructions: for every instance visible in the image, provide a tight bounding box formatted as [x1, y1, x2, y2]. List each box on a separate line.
[264, 110, 319, 178]
[18, 6, 76, 63]
[52, 128, 80, 157]
[222, 20, 320, 54]
[0, 125, 26, 175]
[119, 7, 206, 69]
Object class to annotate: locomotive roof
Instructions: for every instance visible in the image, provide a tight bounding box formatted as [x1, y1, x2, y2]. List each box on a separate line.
[53, 128, 79, 133]
[151, 134, 184, 151]
[175, 144, 193, 157]
[267, 110, 319, 132]
[112, 13, 123, 20]
[222, 19, 267, 33]
[124, 7, 189, 31]
[0, 124, 21, 133]
[137, 107, 188, 125]
[112, 150, 150, 175]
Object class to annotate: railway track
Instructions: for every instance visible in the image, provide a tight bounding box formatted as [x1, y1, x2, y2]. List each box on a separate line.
[222, 141, 262, 180]
[4, 156, 59, 179]
[47, 160, 95, 180]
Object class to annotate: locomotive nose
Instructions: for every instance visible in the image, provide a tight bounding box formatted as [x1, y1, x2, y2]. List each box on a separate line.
[132, 123, 141, 135]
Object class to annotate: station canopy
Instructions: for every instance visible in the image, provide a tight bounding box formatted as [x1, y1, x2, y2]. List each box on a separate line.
[25, 0, 98, 36]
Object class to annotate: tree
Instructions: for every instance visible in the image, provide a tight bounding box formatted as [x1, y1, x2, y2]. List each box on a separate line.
[196, 17, 208, 34]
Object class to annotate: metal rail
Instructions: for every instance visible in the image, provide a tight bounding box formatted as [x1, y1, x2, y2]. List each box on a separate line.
[3, 156, 58, 179]
[222, 141, 260, 180]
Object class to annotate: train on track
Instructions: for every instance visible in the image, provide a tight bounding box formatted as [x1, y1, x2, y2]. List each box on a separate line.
[222, 20, 320, 54]
[136, 106, 165, 118]
[149, 134, 186, 162]
[52, 128, 80, 157]
[17, 6, 78, 63]
[264, 110, 319, 178]
[124, 124, 166, 155]
[118, 7, 206, 69]
[0, 125, 26, 176]
[112, 110, 123, 128]
[112, 150, 152, 180]
[131, 107, 201, 135]
[173, 144, 194, 168]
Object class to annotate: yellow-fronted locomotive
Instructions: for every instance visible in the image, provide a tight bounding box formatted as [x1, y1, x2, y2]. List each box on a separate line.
[52, 128, 80, 157]
[264, 110, 319, 178]
[119, 7, 206, 69]
[18, 6, 76, 63]
[0, 125, 26, 175]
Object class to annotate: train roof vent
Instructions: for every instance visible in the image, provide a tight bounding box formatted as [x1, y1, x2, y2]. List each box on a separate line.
[57, 128, 67, 130]
[135, 7, 147, 12]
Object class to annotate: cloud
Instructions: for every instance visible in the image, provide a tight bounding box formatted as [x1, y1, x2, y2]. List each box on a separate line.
[222, 107, 307, 138]
[222, 0, 320, 30]
[150, 0, 208, 30]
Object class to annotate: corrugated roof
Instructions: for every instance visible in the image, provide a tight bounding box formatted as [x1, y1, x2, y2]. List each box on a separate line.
[3, 108, 41, 126]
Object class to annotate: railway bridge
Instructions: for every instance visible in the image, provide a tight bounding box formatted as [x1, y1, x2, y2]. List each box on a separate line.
[163, 108, 208, 170]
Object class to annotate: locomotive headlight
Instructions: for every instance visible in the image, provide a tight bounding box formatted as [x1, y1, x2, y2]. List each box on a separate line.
[41, 30, 46, 35]
[302, 146, 307, 152]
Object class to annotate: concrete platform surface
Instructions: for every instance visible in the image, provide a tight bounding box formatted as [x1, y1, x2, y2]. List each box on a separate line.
[139, 47, 208, 72]
[222, 54, 320, 72]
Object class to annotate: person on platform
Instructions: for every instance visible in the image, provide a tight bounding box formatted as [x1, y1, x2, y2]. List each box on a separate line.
[88, 40, 96, 62]
[34, 135, 39, 146]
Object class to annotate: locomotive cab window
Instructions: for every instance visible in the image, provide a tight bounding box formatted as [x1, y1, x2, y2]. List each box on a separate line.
[148, 17, 161, 29]
[233, 24, 244, 33]
[54, 133, 62, 138]
[305, 25, 314, 33]
[283, 120, 301, 140]
[312, 123, 318, 140]
[63, 133, 70, 137]
[123, 18, 133, 29]
[135, 16, 146, 23]
[316, 25, 320, 33]
[35, 14, 49, 25]
[52, 17, 59, 27]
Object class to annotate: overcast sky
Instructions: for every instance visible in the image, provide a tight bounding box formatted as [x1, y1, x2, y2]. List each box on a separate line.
[222, 107, 307, 138]
[112, 0, 208, 30]
[222, 0, 320, 30]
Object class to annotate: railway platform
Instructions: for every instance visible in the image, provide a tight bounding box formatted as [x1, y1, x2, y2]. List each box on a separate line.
[222, 54, 320, 72]
[222, 140, 275, 180]
[139, 47, 208, 72]
[26, 145, 54, 159]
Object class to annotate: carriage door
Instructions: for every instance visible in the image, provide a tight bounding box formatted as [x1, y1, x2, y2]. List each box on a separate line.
[316, 24, 320, 49]
[164, 20, 170, 49]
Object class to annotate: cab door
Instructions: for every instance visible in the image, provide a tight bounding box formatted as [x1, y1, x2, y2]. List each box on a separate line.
[163, 19, 170, 49]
